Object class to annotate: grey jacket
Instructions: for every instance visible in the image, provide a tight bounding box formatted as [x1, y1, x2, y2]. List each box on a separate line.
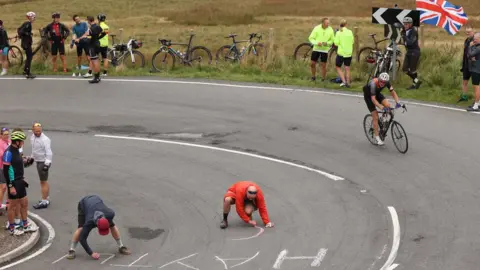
[468, 44, 480, 74]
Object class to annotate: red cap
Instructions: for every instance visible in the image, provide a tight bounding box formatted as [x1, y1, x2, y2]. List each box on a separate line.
[97, 217, 110, 236]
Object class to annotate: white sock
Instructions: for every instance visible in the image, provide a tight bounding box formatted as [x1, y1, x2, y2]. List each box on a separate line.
[474, 102, 479, 109]
[115, 238, 123, 248]
[375, 136, 381, 141]
[14, 218, 20, 224]
[2, 68, 6, 73]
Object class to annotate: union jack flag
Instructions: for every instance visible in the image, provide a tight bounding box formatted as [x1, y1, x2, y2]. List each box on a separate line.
[416, 0, 468, 35]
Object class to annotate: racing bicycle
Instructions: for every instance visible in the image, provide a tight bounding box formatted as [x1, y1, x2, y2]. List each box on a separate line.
[151, 33, 212, 72]
[293, 42, 337, 63]
[107, 35, 145, 68]
[367, 46, 402, 81]
[363, 104, 409, 154]
[215, 33, 266, 62]
[6, 36, 23, 67]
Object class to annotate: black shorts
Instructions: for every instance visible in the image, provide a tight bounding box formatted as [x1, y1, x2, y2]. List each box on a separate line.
[311, 51, 328, 63]
[364, 92, 385, 113]
[77, 201, 85, 228]
[336, 55, 352, 67]
[403, 51, 420, 73]
[51, 41, 65, 55]
[89, 44, 101, 60]
[99, 47, 108, 59]
[8, 180, 27, 200]
[76, 39, 89, 57]
[472, 72, 480, 86]
[36, 162, 49, 181]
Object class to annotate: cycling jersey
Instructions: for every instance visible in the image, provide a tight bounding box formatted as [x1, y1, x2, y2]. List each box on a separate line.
[44, 22, 70, 42]
[363, 78, 393, 96]
[88, 23, 105, 46]
[402, 27, 420, 52]
[72, 22, 89, 39]
[17, 21, 33, 49]
[0, 27, 9, 49]
[2, 145, 24, 185]
[334, 27, 354, 57]
[308, 25, 335, 53]
[99, 22, 109, 47]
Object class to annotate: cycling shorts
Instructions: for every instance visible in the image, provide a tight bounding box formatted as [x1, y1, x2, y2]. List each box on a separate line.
[7, 180, 27, 200]
[403, 51, 420, 73]
[99, 47, 108, 59]
[463, 68, 471, 81]
[88, 44, 101, 60]
[1, 47, 8, 56]
[364, 92, 385, 113]
[76, 39, 89, 57]
[336, 55, 352, 67]
[51, 41, 65, 56]
[472, 72, 480, 86]
[311, 51, 328, 63]
[0, 169, 5, 184]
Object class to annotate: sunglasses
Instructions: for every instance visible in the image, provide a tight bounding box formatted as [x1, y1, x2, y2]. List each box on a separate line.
[247, 191, 257, 195]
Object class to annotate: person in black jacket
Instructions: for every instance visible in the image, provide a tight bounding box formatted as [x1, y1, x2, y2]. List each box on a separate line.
[401, 17, 422, 90]
[17, 12, 36, 79]
[0, 20, 9, 76]
[44, 12, 70, 73]
[86, 15, 106, 84]
[459, 26, 475, 102]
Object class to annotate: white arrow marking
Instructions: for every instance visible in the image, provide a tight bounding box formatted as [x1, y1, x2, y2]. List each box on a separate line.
[373, 8, 388, 24]
[387, 263, 400, 270]
[395, 28, 402, 43]
[380, 207, 401, 270]
[387, 25, 393, 39]
[396, 9, 411, 24]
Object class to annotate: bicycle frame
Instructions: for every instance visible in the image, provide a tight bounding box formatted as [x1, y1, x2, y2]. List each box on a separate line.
[111, 39, 136, 64]
[227, 33, 262, 58]
[377, 105, 407, 137]
[158, 34, 197, 64]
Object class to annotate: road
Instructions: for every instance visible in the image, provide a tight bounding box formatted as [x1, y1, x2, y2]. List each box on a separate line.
[0, 76, 478, 270]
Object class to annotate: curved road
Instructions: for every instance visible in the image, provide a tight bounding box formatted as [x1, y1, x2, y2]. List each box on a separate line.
[0, 76, 478, 270]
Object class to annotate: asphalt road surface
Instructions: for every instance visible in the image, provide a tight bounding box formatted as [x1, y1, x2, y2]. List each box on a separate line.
[0, 76, 478, 270]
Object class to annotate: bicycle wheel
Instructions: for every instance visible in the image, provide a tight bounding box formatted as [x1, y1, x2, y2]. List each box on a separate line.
[391, 121, 409, 154]
[216, 45, 238, 62]
[328, 47, 337, 63]
[151, 49, 175, 71]
[293, 42, 312, 61]
[188, 46, 212, 67]
[363, 114, 377, 145]
[249, 43, 267, 60]
[357, 46, 376, 64]
[122, 50, 145, 68]
[7, 46, 23, 67]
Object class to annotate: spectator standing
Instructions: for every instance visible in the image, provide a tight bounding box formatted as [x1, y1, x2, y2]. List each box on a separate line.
[30, 123, 53, 209]
[334, 19, 354, 88]
[466, 32, 480, 112]
[86, 16, 107, 83]
[44, 12, 70, 73]
[308, 18, 335, 82]
[0, 20, 9, 76]
[71, 15, 90, 74]
[98, 14, 109, 77]
[401, 17, 422, 90]
[17, 12, 36, 79]
[0, 128, 10, 213]
[459, 26, 475, 102]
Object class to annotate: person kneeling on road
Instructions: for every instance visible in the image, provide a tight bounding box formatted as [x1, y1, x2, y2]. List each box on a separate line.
[67, 194, 131, 260]
[221, 181, 274, 229]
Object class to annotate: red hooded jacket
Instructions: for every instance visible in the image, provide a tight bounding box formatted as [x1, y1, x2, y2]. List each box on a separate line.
[227, 181, 270, 225]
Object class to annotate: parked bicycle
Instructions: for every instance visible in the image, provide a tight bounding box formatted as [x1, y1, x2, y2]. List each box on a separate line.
[293, 42, 337, 63]
[6, 36, 23, 67]
[368, 46, 402, 80]
[363, 104, 408, 154]
[215, 33, 266, 62]
[358, 33, 403, 68]
[151, 33, 212, 71]
[31, 28, 50, 62]
[107, 35, 145, 68]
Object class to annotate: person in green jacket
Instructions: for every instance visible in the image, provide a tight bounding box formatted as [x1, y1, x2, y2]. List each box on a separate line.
[334, 19, 354, 87]
[308, 18, 335, 81]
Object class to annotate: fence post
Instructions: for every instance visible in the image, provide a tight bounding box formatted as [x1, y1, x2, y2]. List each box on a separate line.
[267, 28, 274, 65]
[419, 24, 425, 48]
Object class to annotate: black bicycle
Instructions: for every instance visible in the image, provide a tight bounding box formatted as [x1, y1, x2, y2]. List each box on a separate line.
[293, 42, 336, 63]
[215, 33, 266, 62]
[363, 104, 409, 154]
[6, 36, 23, 67]
[151, 33, 212, 71]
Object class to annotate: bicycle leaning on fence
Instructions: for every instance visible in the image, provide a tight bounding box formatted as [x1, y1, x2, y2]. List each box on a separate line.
[151, 33, 212, 72]
[293, 42, 337, 63]
[367, 45, 402, 81]
[215, 33, 266, 62]
[106, 34, 145, 68]
[363, 104, 409, 154]
[6, 35, 23, 67]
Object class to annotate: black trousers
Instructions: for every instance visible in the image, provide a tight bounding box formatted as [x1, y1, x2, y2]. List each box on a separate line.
[23, 47, 33, 74]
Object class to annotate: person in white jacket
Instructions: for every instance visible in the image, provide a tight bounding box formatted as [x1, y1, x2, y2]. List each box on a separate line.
[30, 123, 52, 209]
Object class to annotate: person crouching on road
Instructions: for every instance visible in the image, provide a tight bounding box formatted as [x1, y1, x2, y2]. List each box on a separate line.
[220, 181, 274, 229]
[334, 19, 354, 88]
[67, 195, 131, 260]
[2, 129, 37, 235]
[0, 20, 9, 76]
[466, 32, 480, 112]
[30, 122, 53, 209]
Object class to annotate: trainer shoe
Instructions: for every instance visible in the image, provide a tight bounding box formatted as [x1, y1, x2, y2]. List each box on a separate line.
[89, 77, 101, 84]
[11, 228, 24, 236]
[23, 224, 38, 233]
[33, 200, 49, 209]
[119, 246, 131, 255]
[220, 220, 228, 229]
[0, 70, 7, 76]
[66, 250, 76, 260]
[83, 73, 93, 78]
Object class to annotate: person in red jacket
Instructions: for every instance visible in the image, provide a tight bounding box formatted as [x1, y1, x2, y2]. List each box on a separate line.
[220, 181, 274, 229]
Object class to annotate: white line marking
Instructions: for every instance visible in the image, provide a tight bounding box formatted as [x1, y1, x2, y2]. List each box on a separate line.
[129, 253, 149, 266]
[215, 251, 260, 269]
[158, 253, 198, 269]
[310, 248, 328, 267]
[273, 250, 287, 269]
[110, 264, 153, 268]
[177, 261, 199, 270]
[231, 226, 264, 240]
[100, 253, 116, 264]
[230, 251, 259, 268]
[51, 255, 67, 264]
[380, 207, 401, 270]
[0, 212, 56, 270]
[273, 249, 327, 269]
[94, 134, 344, 181]
[1, 77, 477, 114]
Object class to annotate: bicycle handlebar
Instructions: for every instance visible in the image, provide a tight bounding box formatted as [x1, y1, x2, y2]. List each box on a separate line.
[377, 104, 407, 114]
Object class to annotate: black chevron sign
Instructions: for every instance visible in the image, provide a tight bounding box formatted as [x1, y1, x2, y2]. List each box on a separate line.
[372, 7, 421, 27]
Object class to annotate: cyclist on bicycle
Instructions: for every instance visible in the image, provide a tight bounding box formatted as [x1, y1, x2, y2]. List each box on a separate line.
[44, 12, 70, 72]
[0, 20, 9, 76]
[363, 72, 402, 146]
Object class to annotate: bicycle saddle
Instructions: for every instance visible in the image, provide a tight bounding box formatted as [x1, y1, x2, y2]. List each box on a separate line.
[369, 34, 376, 37]
[226, 34, 237, 38]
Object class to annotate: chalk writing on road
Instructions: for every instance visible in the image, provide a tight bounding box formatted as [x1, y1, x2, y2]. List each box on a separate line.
[215, 251, 260, 269]
[273, 248, 328, 269]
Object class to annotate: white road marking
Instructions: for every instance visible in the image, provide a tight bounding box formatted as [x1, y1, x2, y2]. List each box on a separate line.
[157, 253, 198, 269]
[380, 207, 401, 270]
[51, 255, 67, 264]
[273, 248, 328, 269]
[231, 226, 264, 241]
[100, 253, 116, 264]
[215, 251, 260, 269]
[0, 77, 478, 114]
[0, 212, 56, 270]
[129, 253, 149, 266]
[177, 261, 199, 270]
[94, 134, 344, 181]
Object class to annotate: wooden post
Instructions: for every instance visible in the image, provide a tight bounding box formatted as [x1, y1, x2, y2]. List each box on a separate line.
[267, 28, 274, 65]
[354, 26, 359, 57]
[420, 24, 425, 48]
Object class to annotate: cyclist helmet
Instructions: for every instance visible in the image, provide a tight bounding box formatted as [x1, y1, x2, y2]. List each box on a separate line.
[26, 11, 36, 18]
[10, 130, 26, 141]
[97, 14, 106, 21]
[52, 12, 60, 19]
[379, 72, 390, 82]
[403, 17, 413, 24]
